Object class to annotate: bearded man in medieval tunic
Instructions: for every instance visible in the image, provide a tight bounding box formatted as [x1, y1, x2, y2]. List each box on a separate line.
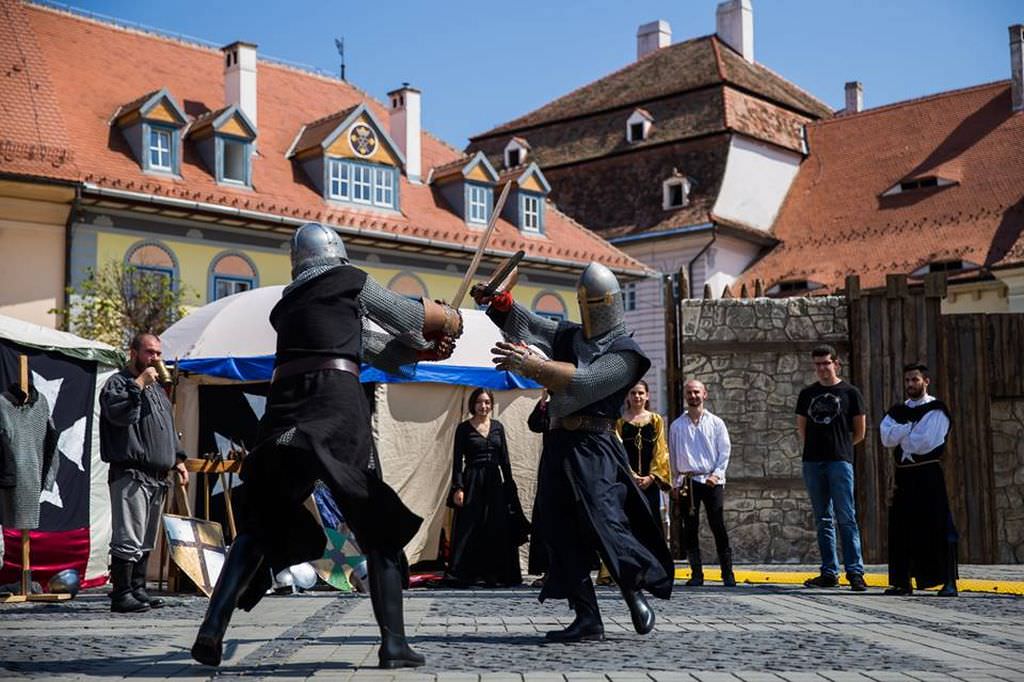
[472, 263, 673, 643]
[192, 223, 463, 669]
[879, 363, 958, 597]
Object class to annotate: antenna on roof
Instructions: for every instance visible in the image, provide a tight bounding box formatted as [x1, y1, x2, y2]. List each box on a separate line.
[334, 37, 346, 81]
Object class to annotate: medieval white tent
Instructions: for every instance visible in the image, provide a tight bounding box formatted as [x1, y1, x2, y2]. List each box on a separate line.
[0, 314, 123, 588]
[162, 288, 543, 565]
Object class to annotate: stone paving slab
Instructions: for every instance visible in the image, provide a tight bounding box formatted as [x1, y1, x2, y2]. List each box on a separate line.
[1, 583, 1022, 681]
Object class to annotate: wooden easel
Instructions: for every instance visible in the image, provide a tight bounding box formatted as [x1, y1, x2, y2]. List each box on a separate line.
[0, 356, 71, 604]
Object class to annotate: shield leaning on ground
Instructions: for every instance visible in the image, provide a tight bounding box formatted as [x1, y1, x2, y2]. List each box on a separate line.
[312, 523, 368, 593]
[163, 513, 226, 597]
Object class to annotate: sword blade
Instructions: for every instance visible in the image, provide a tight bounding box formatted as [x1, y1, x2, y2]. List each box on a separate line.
[451, 181, 513, 309]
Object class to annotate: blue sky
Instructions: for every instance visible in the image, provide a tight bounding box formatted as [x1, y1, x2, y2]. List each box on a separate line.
[66, 0, 1020, 147]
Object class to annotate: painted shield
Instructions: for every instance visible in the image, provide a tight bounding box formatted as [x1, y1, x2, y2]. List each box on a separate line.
[312, 523, 368, 593]
[162, 514, 226, 597]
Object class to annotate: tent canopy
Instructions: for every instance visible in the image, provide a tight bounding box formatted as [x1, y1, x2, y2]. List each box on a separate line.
[0, 314, 123, 368]
[162, 286, 538, 389]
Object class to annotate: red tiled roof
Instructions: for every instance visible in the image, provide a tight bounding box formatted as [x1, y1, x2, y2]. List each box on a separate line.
[740, 81, 1024, 292]
[3, 1, 645, 275]
[0, 0, 77, 180]
[473, 35, 831, 141]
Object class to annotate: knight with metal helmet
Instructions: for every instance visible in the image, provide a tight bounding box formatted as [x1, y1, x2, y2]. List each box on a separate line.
[192, 223, 462, 669]
[473, 262, 673, 643]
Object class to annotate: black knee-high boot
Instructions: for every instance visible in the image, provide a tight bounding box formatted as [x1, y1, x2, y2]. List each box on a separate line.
[367, 547, 425, 669]
[191, 534, 265, 666]
[937, 542, 958, 597]
[545, 577, 604, 643]
[620, 584, 655, 635]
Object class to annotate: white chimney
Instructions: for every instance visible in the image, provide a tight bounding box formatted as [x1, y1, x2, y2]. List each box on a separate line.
[716, 0, 754, 63]
[388, 84, 421, 183]
[221, 41, 258, 129]
[1011, 24, 1024, 113]
[637, 20, 671, 60]
[844, 81, 863, 114]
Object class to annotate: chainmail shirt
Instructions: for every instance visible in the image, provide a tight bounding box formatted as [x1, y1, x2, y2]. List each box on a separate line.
[0, 389, 59, 529]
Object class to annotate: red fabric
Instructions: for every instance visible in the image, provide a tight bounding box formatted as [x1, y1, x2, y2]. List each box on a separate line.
[0, 527, 91, 587]
[491, 291, 514, 312]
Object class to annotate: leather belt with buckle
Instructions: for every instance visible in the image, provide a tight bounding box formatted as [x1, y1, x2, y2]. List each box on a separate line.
[550, 414, 617, 433]
[271, 357, 360, 384]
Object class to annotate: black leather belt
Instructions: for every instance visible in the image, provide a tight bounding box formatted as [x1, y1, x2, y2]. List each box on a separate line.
[271, 357, 360, 384]
[550, 415, 617, 433]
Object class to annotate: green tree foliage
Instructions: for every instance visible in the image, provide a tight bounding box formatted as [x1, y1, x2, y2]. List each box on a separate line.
[52, 260, 198, 347]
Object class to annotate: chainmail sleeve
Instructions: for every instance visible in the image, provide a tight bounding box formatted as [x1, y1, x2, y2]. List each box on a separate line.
[362, 327, 419, 377]
[488, 302, 559, 356]
[357, 276, 430, 349]
[548, 350, 642, 420]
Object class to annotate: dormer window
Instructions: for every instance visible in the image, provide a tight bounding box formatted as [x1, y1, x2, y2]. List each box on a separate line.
[910, 259, 979, 278]
[503, 137, 530, 168]
[111, 88, 187, 175]
[627, 109, 653, 143]
[521, 193, 541, 233]
[187, 104, 257, 187]
[288, 103, 406, 212]
[430, 151, 498, 226]
[662, 170, 691, 209]
[882, 172, 958, 197]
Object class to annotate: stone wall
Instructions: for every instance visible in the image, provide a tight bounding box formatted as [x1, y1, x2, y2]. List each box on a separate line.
[991, 398, 1024, 563]
[680, 297, 849, 564]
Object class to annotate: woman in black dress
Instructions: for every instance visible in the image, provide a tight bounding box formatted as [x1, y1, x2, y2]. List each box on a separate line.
[447, 388, 529, 586]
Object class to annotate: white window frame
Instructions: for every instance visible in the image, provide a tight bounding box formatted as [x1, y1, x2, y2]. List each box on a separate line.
[352, 164, 372, 204]
[374, 167, 395, 207]
[623, 282, 637, 311]
[522, 194, 540, 233]
[328, 159, 350, 200]
[220, 137, 248, 184]
[149, 128, 172, 171]
[467, 184, 488, 224]
[662, 176, 691, 210]
[213, 276, 253, 300]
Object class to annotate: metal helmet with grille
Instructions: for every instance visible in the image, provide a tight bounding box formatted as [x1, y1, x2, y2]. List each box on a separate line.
[47, 568, 81, 598]
[576, 262, 625, 339]
[289, 222, 348, 278]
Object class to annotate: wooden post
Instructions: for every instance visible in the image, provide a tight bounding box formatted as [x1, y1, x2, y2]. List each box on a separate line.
[739, 283, 749, 299]
[220, 473, 237, 541]
[20, 530, 30, 597]
[663, 273, 680, 424]
[754, 279, 764, 298]
[703, 283, 713, 299]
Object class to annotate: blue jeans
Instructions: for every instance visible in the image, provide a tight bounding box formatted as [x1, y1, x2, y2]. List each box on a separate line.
[802, 460, 864, 577]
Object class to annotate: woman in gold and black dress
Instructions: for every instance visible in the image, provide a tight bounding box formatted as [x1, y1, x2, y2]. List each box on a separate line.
[617, 380, 671, 525]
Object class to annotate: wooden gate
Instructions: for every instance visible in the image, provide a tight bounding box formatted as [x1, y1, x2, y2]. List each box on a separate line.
[848, 273, 1023, 564]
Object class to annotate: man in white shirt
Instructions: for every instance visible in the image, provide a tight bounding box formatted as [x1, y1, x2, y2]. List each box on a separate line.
[668, 380, 734, 587]
[879, 362, 958, 597]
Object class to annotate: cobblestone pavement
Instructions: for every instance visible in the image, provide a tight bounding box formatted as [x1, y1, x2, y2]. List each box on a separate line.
[2, 582, 1023, 681]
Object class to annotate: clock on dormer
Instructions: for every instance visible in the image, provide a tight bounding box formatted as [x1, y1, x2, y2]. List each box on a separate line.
[349, 124, 377, 157]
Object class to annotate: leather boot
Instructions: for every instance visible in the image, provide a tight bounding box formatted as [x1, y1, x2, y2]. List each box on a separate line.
[685, 551, 704, 587]
[546, 578, 604, 642]
[110, 557, 150, 613]
[937, 542, 958, 597]
[367, 547, 425, 669]
[620, 586, 655, 635]
[719, 549, 736, 587]
[131, 553, 164, 608]
[191, 534, 265, 666]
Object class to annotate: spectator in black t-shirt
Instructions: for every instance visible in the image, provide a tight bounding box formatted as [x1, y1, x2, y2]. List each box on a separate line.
[795, 344, 868, 591]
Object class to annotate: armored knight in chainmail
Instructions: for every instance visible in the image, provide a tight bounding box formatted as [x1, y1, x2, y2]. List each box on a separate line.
[473, 262, 673, 643]
[193, 223, 461, 670]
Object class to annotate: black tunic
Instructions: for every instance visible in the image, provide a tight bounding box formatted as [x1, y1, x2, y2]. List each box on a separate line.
[619, 420, 662, 520]
[887, 400, 957, 589]
[535, 325, 673, 602]
[448, 420, 528, 586]
[237, 266, 422, 605]
[526, 399, 550, 576]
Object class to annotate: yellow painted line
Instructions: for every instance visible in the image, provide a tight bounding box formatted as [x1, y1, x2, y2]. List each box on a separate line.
[672, 568, 1024, 595]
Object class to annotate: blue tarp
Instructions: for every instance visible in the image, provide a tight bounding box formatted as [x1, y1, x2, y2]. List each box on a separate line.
[175, 355, 540, 390]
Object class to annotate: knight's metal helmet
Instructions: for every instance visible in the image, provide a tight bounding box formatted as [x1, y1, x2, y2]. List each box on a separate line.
[290, 222, 348, 278]
[47, 568, 81, 598]
[576, 263, 625, 339]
